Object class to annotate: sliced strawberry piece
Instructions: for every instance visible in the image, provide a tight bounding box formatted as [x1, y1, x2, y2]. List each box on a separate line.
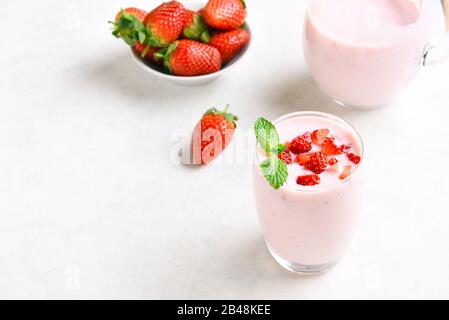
[311, 129, 330, 145]
[297, 174, 321, 186]
[321, 138, 342, 156]
[296, 153, 312, 166]
[278, 150, 293, 165]
[347, 153, 361, 164]
[328, 163, 340, 172]
[304, 152, 328, 174]
[339, 165, 352, 180]
[289, 132, 312, 154]
[328, 157, 338, 166]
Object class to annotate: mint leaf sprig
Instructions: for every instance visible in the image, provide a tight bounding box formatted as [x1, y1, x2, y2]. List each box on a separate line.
[254, 118, 288, 190]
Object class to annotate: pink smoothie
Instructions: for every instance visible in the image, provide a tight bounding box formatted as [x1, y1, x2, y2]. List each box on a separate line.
[253, 113, 363, 270]
[304, 0, 429, 108]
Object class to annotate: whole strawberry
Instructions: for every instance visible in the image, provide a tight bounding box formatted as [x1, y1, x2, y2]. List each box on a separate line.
[115, 7, 147, 24]
[134, 42, 160, 62]
[192, 106, 238, 165]
[112, 8, 161, 62]
[184, 9, 196, 26]
[157, 40, 221, 76]
[144, 1, 186, 47]
[209, 28, 250, 63]
[203, 0, 247, 30]
[112, 8, 147, 48]
[183, 10, 211, 43]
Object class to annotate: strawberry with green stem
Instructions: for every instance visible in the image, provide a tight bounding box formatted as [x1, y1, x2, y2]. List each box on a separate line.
[254, 118, 289, 190]
[203, 0, 247, 30]
[111, 8, 161, 63]
[183, 9, 211, 43]
[192, 106, 238, 165]
[112, 8, 147, 46]
[143, 1, 186, 48]
[156, 40, 221, 76]
[209, 28, 250, 64]
[112, 9, 148, 52]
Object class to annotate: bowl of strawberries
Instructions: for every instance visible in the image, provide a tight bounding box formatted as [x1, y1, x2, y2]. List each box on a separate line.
[111, 0, 251, 86]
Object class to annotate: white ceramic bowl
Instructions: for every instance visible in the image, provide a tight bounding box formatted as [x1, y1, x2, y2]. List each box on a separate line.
[130, 1, 251, 86]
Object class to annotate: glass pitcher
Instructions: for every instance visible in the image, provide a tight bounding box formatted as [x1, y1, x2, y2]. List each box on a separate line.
[303, 0, 449, 109]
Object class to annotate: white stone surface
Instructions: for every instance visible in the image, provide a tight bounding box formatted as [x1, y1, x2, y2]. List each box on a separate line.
[1, 0, 449, 299]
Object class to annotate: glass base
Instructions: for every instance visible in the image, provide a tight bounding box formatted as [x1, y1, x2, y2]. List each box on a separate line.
[268, 246, 339, 275]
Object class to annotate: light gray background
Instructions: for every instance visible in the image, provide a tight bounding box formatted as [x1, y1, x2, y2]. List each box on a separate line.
[1, 0, 449, 299]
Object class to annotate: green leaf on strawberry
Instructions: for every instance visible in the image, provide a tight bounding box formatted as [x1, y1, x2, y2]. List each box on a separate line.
[138, 31, 146, 44]
[183, 13, 211, 43]
[111, 9, 148, 48]
[155, 41, 180, 74]
[204, 105, 238, 128]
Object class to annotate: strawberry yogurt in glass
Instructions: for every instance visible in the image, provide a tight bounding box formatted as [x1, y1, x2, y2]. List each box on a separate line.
[253, 112, 364, 274]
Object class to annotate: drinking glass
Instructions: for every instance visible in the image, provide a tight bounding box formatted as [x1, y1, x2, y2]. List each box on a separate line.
[253, 112, 364, 274]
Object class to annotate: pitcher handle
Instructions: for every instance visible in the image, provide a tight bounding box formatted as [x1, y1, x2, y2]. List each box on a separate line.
[423, 0, 449, 66]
